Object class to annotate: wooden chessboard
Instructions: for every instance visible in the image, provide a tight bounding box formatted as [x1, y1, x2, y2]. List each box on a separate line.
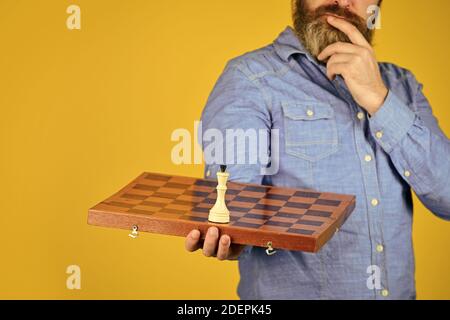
[88, 172, 356, 252]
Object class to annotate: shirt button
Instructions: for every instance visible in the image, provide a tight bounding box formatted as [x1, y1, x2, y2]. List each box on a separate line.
[375, 131, 384, 139]
[371, 198, 379, 207]
[357, 112, 365, 120]
[364, 155, 372, 162]
[307, 110, 314, 117]
[404, 170, 411, 177]
[376, 244, 384, 253]
[381, 289, 389, 297]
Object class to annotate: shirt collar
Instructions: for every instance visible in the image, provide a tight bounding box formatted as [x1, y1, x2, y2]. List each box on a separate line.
[273, 26, 314, 62]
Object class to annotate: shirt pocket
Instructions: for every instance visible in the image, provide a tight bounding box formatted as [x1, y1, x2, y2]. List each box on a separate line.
[281, 101, 339, 162]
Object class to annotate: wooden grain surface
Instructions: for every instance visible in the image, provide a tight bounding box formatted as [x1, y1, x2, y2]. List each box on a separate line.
[88, 172, 356, 252]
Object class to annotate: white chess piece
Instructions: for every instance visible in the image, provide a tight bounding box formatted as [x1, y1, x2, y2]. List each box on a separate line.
[208, 166, 230, 224]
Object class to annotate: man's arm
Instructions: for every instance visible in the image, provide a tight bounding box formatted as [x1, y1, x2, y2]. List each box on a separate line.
[185, 59, 272, 260]
[199, 59, 272, 184]
[368, 75, 450, 221]
[318, 16, 450, 220]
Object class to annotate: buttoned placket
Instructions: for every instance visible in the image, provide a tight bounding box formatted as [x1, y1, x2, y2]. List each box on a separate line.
[289, 56, 391, 298]
[330, 75, 390, 299]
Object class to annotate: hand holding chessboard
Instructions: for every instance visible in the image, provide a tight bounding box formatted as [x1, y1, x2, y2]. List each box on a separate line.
[88, 171, 356, 253]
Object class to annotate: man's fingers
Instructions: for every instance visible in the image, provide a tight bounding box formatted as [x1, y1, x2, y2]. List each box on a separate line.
[326, 16, 371, 48]
[216, 235, 231, 260]
[318, 42, 360, 61]
[326, 62, 348, 81]
[202, 227, 219, 257]
[185, 229, 201, 252]
[326, 53, 354, 65]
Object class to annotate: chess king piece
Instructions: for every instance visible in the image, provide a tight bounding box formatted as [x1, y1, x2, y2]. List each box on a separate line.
[208, 165, 230, 224]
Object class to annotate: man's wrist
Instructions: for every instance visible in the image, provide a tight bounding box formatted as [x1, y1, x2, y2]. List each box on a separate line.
[366, 86, 389, 116]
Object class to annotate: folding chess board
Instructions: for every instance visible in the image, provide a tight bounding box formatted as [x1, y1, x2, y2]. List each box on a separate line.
[88, 172, 356, 253]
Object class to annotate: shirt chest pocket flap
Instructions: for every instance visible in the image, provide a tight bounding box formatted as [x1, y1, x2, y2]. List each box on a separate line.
[281, 101, 339, 162]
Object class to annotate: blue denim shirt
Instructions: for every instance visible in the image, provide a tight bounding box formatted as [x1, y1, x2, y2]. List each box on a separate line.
[199, 26, 450, 299]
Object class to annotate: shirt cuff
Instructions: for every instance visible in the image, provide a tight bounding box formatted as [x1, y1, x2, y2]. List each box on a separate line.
[368, 90, 416, 153]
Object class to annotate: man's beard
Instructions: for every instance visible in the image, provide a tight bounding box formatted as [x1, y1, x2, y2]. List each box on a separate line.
[292, 0, 374, 59]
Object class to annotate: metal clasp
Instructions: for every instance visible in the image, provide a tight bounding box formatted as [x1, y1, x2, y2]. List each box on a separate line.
[128, 225, 139, 239]
[265, 241, 277, 256]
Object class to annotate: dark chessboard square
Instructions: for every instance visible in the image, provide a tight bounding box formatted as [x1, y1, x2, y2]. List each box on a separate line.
[258, 198, 287, 207]
[263, 193, 290, 201]
[315, 199, 342, 207]
[275, 212, 303, 219]
[264, 220, 293, 228]
[264, 193, 291, 201]
[227, 201, 255, 209]
[203, 198, 216, 204]
[183, 190, 209, 198]
[239, 190, 267, 198]
[192, 206, 210, 213]
[305, 209, 332, 218]
[294, 191, 321, 198]
[227, 189, 241, 195]
[194, 180, 217, 187]
[158, 187, 186, 196]
[134, 184, 159, 191]
[172, 200, 195, 206]
[145, 174, 171, 181]
[285, 202, 311, 209]
[233, 196, 260, 203]
[254, 204, 281, 212]
[244, 185, 269, 193]
[244, 213, 272, 220]
[151, 192, 179, 199]
[228, 206, 250, 213]
[296, 219, 323, 227]
[177, 194, 205, 203]
[141, 201, 167, 208]
[122, 193, 148, 200]
[164, 182, 191, 189]
[144, 196, 172, 204]
[287, 228, 315, 235]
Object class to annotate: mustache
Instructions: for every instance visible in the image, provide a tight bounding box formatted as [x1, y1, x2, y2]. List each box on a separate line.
[312, 3, 365, 25]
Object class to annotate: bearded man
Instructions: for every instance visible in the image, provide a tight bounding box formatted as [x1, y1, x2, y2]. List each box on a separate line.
[185, 0, 450, 299]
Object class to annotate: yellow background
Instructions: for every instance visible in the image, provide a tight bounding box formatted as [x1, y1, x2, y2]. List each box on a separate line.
[0, 0, 449, 299]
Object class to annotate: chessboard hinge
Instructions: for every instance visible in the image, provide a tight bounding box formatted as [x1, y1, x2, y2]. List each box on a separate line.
[265, 241, 277, 256]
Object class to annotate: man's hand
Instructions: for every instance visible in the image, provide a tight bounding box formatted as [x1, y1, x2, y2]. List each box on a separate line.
[185, 227, 245, 261]
[317, 16, 388, 116]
